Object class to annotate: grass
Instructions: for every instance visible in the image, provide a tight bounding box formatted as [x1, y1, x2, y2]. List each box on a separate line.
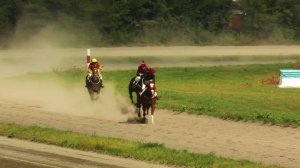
[0, 122, 280, 168]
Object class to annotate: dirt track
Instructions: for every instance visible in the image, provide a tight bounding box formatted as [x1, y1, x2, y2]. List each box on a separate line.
[0, 100, 299, 168]
[1, 46, 300, 168]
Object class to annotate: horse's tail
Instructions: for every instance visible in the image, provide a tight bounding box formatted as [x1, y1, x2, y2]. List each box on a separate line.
[129, 77, 135, 104]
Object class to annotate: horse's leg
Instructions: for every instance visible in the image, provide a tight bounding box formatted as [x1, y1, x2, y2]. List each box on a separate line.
[144, 107, 152, 124]
[142, 106, 146, 118]
[91, 91, 97, 101]
[97, 84, 101, 94]
[128, 78, 135, 104]
[136, 91, 140, 104]
[136, 105, 141, 118]
[151, 114, 154, 124]
[129, 90, 134, 104]
[136, 93, 142, 117]
[150, 100, 156, 124]
[150, 106, 154, 124]
[88, 89, 93, 101]
[85, 75, 89, 87]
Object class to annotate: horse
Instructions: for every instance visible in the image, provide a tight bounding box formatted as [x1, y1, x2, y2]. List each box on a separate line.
[128, 75, 144, 117]
[140, 83, 156, 124]
[86, 68, 102, 101]
[129, 75, 156, 124]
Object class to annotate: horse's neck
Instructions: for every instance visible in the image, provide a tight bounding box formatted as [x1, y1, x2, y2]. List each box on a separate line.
[92, 73, 100, 82]
[138, 77, 144, 85]
[142, 90, 153, 102]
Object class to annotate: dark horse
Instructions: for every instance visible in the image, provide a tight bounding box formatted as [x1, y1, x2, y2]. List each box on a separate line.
[128, 75, 156, 124]
[86, 68, 102, 101]
[128, 76, 143, 115]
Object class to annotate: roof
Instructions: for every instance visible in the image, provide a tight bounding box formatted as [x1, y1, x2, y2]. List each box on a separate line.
[280, 69, 300, 78]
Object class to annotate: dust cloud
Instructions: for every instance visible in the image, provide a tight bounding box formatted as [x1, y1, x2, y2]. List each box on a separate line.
[0, 29, 91, 77]
[0, 46, 135, 121]
[0, 79, 135, 122]
[10, 11, 98, 49]
[0, 15, 136, 122]
[0, 12, 98, 77]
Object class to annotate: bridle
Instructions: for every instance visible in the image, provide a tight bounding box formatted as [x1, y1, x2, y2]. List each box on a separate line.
[91, 69, 101, 84]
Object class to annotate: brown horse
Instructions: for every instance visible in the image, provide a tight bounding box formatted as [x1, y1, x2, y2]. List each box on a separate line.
[140, 84, 156, 124]
[129, 73, 157, 123]
[86, 68, 102, 101]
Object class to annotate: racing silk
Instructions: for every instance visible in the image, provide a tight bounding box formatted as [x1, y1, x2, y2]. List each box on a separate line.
[88, 62, 102, 72]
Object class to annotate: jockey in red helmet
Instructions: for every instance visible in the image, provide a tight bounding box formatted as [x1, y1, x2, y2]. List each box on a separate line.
[134, 60, 149, 85]
[137, 60, 149, 75]
[87, 58, 104, 88]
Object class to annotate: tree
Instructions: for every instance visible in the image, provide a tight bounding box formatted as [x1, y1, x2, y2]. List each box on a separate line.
[0, 1, 20, 47]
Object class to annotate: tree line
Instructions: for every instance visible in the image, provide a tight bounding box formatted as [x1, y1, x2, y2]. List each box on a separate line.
[0, 0, 299, 47]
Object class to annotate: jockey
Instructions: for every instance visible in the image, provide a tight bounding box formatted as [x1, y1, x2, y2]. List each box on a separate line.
[87, 58, 104, 88]
[141, 67, 158, 100]
[134, 60, 149, 85]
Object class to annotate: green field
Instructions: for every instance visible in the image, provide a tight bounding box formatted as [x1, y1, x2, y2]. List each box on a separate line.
[53, 63, 300, 126]
[16, 63, 300, 126]
[0, 123, 280, 168]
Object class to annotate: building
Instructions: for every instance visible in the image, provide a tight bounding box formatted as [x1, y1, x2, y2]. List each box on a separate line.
[279, 69, 300, 88]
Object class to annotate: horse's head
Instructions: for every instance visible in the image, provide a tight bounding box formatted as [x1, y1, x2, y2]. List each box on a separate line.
[91, 68, 100, 81]
[142, 83, 156, 102]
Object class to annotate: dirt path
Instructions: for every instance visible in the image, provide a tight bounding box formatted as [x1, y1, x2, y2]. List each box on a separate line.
[0, 101, 299, 168]
[0, 136, 170, 168]
[2, 45, 300, 57]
